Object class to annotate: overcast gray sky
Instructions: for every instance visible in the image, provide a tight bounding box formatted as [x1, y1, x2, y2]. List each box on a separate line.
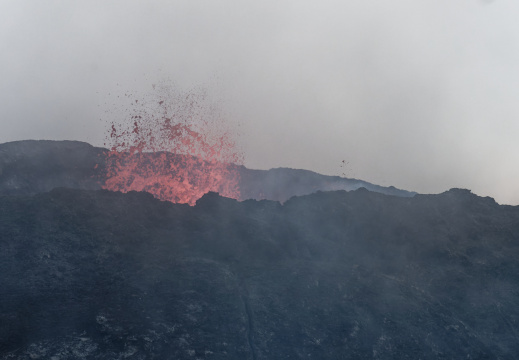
[1, 0, 518, 204]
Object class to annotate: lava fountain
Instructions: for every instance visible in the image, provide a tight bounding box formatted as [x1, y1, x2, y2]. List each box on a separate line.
[102, 83, 243, 205]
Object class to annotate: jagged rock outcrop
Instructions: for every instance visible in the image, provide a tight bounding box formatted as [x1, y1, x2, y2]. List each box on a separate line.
[1, 187, 518, 359]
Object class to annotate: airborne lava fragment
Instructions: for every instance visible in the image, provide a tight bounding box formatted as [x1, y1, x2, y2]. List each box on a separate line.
[103, 84, 243, 205]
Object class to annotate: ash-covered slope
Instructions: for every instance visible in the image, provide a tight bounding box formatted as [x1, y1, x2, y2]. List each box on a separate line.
[237, 167, 413, 201]
[0, 140, 415, 200]
[0, 140, 104, 195]
[1, 188, 519, 359]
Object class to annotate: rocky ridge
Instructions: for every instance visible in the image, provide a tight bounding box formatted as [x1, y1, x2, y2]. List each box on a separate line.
[0, 140, 415, 201]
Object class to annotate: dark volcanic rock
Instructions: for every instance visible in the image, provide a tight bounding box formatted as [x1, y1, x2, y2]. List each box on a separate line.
[0, 140, 415, 201]
[1, 188, 519, 359]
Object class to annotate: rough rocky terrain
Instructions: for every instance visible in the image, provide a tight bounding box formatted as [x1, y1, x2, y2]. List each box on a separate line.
[1, 187, 519, 359]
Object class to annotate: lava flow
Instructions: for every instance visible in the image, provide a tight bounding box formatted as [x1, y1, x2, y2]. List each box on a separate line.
[102, 85, 243, 205]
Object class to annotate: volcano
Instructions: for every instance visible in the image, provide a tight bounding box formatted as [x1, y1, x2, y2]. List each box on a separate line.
[1, 140, 518, 359]
[0, 140, 414, 202]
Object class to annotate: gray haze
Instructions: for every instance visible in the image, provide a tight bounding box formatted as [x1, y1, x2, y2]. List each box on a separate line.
[1, 0, 518, 205]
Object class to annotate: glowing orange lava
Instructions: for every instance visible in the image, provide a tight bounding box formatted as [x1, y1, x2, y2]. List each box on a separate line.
[102, 84, 243, 205]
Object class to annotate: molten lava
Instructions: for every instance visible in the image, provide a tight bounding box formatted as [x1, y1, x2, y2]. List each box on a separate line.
[102, 85, 243, 205]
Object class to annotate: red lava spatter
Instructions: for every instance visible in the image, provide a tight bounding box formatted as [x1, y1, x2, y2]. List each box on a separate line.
[103, 84, 243, 205]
